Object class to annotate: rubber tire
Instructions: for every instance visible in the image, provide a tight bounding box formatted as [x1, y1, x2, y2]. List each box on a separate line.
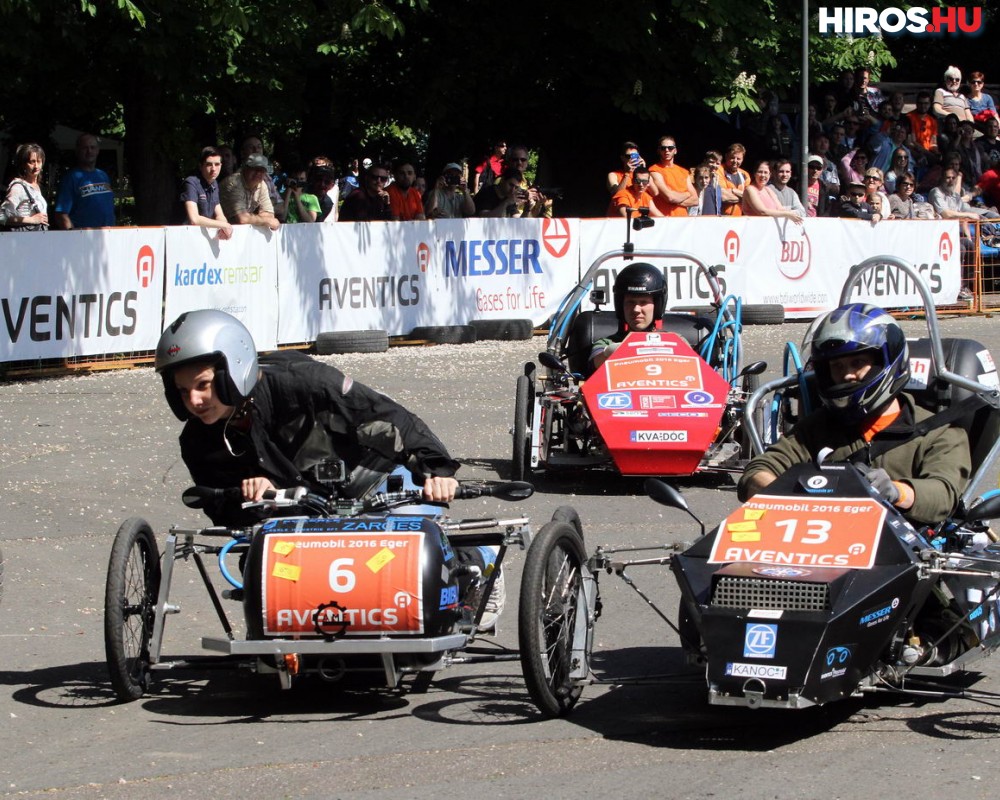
[408, 325, 478, 345]
[512, 373, 533, 481]
[740, 304, 785, 325]
[519, 519, 588, 717]
[315, 330, 389, 355]
[672, 305, 717, 318]
[469, 319, 534, 341]
[105, 518, 161, 702]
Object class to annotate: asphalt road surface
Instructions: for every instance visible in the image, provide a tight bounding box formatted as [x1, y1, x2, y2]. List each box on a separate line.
[3, 314, 1000, 799]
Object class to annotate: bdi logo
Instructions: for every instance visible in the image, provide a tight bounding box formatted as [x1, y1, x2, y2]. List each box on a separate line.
[818, 6, 984, 36]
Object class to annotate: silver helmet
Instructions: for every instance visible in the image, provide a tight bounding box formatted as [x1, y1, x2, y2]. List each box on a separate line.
[155, 309, 259, 420]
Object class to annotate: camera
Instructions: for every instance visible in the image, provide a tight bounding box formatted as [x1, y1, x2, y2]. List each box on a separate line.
[286, 178, 302, 189]
[311, 458, 347, 485]
[445, 173, 460, 187]
[533, 186, 564, 200]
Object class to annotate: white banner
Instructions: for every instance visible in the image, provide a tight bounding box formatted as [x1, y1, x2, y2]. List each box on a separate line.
[579, 217, 962, 317]
[276, 217, 581, 343]
[0, 218, 967, 363]
[0, 228, 164, 361]
[163, 225, 279, 350]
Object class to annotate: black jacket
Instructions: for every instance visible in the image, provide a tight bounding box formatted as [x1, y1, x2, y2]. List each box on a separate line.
[179, 351, 459, 524]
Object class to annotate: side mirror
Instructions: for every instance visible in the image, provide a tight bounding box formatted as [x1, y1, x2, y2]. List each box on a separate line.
[644, 478, 705, 537]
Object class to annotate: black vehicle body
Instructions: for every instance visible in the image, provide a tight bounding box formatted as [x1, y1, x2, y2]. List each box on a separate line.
[517, 256, 1000, 717]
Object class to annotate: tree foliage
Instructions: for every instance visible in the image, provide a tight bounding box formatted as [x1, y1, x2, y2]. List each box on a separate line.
[0, 0, 988, 220]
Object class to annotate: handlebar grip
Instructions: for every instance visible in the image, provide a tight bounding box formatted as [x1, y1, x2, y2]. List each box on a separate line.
[182, 485, 242, 509]
[455, 481, 534, 502]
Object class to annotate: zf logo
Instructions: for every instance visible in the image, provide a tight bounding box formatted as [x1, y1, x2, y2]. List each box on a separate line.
[597, 392, 631, 410]
[744, 623, 777, 659]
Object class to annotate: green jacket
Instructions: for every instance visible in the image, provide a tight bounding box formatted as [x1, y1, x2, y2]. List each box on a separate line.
[738, 394, 970, 526]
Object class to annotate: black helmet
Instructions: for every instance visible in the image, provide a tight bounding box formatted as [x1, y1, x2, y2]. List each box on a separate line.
[806, 303, 909, 422]
[612, 262, 666, 325]
[155, 309, 259, 420]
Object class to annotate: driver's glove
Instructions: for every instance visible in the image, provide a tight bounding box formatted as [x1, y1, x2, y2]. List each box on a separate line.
[865, 467, 900, 505]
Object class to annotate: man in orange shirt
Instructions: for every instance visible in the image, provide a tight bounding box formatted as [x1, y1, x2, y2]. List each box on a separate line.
[608, 166, 664, 218]
[907, 91, 939, 169]
[387, 161, 426, 221]
[718, 143, 751, 216]
[649, 135, 695, 216]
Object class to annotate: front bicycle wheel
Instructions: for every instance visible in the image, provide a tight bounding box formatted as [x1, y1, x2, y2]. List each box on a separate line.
[104, 518, 161, 702]
[519, 519, 588, 717]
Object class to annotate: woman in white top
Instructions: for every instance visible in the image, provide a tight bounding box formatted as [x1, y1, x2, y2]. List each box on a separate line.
[2, 143, 48, 230]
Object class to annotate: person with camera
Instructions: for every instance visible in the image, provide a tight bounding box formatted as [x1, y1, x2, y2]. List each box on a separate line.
[282, 168, 319, 223]
[339, 163, 393, 222]
[607, 141, 645, 196]
[473, 167, 531, 217]
[424, 162, 475, 219]
[154, 309, 507, 631]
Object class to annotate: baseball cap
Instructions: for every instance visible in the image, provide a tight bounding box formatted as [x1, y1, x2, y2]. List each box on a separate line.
[243, 153, 270, 171]
[848, 179, 866, 189]
[807, 154, 823, 168]
[444, 162, 463, 172]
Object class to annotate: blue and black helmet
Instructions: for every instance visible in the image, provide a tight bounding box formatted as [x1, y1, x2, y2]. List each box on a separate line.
[806, 303, 909, 421]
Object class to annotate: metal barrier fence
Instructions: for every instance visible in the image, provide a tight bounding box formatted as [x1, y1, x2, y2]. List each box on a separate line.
[978, 218, 1000, 314]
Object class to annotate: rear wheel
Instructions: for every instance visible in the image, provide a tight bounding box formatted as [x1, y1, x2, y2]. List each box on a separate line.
[519, 520, 588, 717]
[105, 518, 161, 702]
[512, 365, 535, 481]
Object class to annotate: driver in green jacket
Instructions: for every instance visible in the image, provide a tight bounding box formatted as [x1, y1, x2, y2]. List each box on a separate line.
[738, 303, 970, 526]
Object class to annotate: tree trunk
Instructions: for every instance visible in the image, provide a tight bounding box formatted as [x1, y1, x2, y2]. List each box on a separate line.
[121, 74, 178, 226]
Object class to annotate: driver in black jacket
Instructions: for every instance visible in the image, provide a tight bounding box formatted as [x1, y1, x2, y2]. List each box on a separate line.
[155, 309, 505, 629]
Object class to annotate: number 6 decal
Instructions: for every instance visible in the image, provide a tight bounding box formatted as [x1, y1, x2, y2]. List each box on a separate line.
[328, 558, 356, 592]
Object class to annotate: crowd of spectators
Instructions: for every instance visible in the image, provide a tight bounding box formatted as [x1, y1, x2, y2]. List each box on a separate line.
[600, 65, 1000, 300]
[4, 64, 1000, 287]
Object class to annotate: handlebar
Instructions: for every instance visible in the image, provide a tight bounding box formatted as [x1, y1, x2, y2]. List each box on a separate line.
[181, 480, 534, 516]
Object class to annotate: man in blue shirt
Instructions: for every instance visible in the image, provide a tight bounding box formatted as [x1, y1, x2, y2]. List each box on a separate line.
[54, 133, 116, 230]
[180, 146, 233, 239]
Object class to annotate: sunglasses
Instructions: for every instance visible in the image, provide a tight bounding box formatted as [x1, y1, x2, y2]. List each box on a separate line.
[899, 182, 914, 187]
[972, 80, 984, 85]
[371, 174, 389, 182]
[659, 144, 677, 151]
[864, 176, 880, 181]
[634, 179, 650, 186]
[849, 191, 866, 198]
